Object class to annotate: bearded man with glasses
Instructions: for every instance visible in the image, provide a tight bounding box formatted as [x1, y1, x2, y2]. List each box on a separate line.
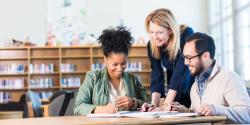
[170, 32, 250, 124]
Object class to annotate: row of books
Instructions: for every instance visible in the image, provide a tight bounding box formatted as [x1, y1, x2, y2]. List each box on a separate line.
[125, 62, 142, 72]
[91, 62, 143, 71]
[29, 64, 54, 73]
[60, 63, 76, 72]
[0, 92, 11, 103]
[0, 64, 25, 74]
[30, 78, 54, 88]
[91, 63, 105, 71]
[61, 77, 81, 87]
[0, 79, 25, 89]
[0, 62, 143, 75]
[35, 91, 53, 100]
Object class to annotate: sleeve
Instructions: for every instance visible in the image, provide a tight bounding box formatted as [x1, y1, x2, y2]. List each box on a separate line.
[133, 75, 150, 107]
[147, 42, 165, 97]
[168, 52, 186, 91]
[73, 72, 98, 115]
[212, 74, 250, 124]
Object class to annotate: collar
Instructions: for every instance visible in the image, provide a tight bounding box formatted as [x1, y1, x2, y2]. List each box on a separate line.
[196, 60, 216, 83]
[207, 60, 221, 82]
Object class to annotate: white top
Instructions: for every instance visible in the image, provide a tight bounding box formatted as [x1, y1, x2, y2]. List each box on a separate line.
[108, 78, 127, 105]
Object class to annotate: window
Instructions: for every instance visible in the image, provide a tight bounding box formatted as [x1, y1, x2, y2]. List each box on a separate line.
[209, 0, 250, 80]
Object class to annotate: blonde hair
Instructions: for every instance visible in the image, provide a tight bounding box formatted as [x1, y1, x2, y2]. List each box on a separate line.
[145, 8, 180, 60]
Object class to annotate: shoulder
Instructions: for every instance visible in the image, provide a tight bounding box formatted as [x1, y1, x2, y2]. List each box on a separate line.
[184, 27, 194, 34]
[124, 72, 137, 79]
[85, 69, 105, 81]
[217, 66, 245, 86]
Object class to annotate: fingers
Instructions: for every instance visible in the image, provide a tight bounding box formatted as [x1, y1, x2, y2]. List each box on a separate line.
[171, 105, 180, 111]
[198, 104, 214, 116]
[151, 107, 163, 112]
[141, 103, 150, 112]
[106, 103, 117, 113]
[115, 96, 132, 108]
[147, 106, 156, 112]
[163, 102, 173, 111]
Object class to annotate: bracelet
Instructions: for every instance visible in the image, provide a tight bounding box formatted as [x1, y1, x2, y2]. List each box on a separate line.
[130, 98, 138, 111]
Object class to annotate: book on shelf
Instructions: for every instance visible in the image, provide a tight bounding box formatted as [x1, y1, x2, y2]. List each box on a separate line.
[0, 92, 11, 103]
[91, 63, 105, 71]
[61, 77, 81, 87]
[125, 62, 142, 72]
[0, 78, 25, 89]
[60, 63, 76, 72]
[30, 78, 54, 88]
[29, 63, 54, 73]
[0, 64, 25, 74]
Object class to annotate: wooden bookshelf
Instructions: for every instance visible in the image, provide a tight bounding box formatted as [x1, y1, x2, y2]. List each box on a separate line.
[0, 45, 150, 103]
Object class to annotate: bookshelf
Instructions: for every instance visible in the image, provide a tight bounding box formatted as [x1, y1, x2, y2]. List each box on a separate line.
[0, 45, 150, 103]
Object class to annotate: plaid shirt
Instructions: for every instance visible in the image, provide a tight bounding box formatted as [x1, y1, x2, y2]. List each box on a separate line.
[196, 61, 215, 97]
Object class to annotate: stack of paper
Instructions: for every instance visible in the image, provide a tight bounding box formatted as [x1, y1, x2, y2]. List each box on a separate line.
[86, 111, 197, 118]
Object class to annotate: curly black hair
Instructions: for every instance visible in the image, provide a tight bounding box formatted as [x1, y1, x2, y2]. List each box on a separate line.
[98, 26, 134, 57]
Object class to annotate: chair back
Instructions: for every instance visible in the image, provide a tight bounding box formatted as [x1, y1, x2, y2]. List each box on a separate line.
[26, 91, 43, 117]
[49, 90, 77, 116]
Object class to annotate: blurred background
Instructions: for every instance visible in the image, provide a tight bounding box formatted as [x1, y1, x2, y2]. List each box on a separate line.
[0, 0, 249, 81]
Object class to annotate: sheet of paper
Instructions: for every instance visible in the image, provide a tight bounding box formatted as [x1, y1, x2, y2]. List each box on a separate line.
[86, 111, 179, 118]
[159, 113, 199, 118]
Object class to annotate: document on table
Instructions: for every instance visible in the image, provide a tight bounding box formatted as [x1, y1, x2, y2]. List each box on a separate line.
[159, 112, 199, 118]
[86, 111, 179, 118]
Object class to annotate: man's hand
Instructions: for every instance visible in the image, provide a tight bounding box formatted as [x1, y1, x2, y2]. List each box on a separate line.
[198, 103, 215, 116]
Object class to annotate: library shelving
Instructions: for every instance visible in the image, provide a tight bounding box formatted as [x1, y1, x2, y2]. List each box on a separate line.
[0, 45, 151, 103]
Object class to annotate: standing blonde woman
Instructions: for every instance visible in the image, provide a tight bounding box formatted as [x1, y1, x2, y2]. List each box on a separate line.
[141, 8, 194, 111]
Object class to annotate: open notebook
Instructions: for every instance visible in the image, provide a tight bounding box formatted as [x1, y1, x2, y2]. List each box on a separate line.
[86, 111, 198, 118]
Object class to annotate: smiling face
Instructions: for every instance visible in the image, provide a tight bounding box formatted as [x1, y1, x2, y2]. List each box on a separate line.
[183, 41, 204, 76]
[149, 22, 172, 47]
[105, 52, 127, 79]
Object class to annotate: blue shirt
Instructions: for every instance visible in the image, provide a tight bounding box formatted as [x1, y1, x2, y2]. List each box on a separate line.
[147, 27, 194, 107]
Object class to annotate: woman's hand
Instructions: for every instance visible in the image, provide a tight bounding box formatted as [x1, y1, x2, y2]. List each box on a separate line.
[115, 96, 133, 109]
[167, 101, 191, 112]
[141, 103, 157, 112]
[94, 103, 117, 114]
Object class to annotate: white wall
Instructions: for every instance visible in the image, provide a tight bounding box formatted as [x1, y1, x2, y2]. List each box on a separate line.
[0, 0, 208, 45]
[0, 0, 47, 44]
[86, 0, 123, 37]
[122, 0, 208, 42]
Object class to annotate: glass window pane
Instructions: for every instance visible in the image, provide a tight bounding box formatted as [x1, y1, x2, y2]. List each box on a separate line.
[243, 47, 250, 80]
[209, 0, 221, 25]
[236, 0, 250, 8]
[222, 0, 232, 18]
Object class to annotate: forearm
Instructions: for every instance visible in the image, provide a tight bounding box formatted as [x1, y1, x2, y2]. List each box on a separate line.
[151, 92, 161, 106]
[73, 102, 97, 115]
[213, 105, 250, 124]
[164, 89, 177, 103]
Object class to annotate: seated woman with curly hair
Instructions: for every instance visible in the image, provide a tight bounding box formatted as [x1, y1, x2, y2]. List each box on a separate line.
[73, 26, 148, 115]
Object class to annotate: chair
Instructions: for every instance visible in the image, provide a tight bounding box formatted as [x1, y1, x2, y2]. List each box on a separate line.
[48, 90, 77, 116]
[26, 91, 43, 117]
[49, 90, 67, 102]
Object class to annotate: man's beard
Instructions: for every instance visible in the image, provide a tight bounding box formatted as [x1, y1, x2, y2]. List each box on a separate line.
[190, 61, 204, 76]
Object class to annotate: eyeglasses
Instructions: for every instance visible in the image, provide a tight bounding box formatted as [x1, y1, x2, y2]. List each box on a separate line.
[183, 52, 205, 63]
